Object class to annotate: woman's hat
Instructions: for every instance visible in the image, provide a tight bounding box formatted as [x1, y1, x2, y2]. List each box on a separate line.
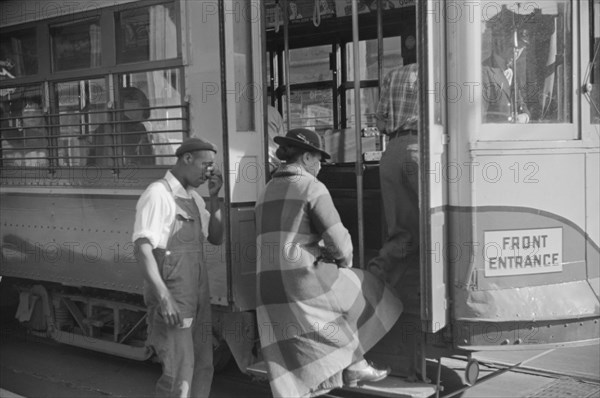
[274, 128, 331, 159]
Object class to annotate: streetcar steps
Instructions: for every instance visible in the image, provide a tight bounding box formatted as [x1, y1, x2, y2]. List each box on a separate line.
[246, 361, 437, 397]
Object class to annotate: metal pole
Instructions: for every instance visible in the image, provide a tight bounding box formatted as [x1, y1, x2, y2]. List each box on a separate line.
[352, 0, 364, 269]
[376, 0, 385, 152]
[282, 0, 292, 131]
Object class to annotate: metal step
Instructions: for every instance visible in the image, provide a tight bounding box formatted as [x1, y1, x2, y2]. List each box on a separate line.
[343, 377, 437, 398]
[246, 361, 437, 397]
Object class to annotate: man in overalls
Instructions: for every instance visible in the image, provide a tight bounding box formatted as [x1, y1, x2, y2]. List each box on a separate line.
[133, 138, 224, 398]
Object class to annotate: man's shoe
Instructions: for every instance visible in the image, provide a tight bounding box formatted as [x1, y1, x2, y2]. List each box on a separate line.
[343, 362, 391, 387]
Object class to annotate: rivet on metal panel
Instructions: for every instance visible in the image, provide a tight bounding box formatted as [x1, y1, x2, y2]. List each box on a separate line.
[514, 338, 522, 344]
[501, 339, 509, 345]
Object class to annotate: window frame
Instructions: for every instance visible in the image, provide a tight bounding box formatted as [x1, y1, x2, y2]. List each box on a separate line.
[476, 0, 580, 142]
[0, 0, 187, 177]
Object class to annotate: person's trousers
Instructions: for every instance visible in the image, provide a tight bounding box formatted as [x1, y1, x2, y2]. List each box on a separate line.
[145, 264, 213, 398]
[369, 134, 420, 282]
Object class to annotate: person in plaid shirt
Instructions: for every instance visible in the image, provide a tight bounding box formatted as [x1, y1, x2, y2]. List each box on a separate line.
[368, 61, 420, 287]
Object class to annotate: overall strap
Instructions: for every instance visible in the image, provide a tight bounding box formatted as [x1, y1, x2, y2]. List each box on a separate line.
[157, 179, 178, 249]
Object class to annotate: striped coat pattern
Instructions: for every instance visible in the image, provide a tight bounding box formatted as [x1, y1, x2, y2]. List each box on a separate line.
[256, 166, 403, 397]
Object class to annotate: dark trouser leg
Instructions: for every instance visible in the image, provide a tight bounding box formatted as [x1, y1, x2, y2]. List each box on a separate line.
[369, 135, 420, 282]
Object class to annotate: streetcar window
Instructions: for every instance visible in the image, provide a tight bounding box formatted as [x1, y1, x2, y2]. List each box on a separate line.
[50, 18, 102, 72]
[344, 87, 379, 129]
[481, 1, 572, 124]
[118, 69, 183, 166]
[345, 37, 403, 80]
[281, 87, 334, 132]
[0, 84, 47, 167]
[0, 28, 38, 77]
[288, 46, 332, 84]
[115, 2, 178, 64]
[54, 79, 108, 167]
[233, 0, 255, 132]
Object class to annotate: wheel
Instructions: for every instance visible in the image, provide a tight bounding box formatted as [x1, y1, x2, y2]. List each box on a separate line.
[465, 358, 480, 386]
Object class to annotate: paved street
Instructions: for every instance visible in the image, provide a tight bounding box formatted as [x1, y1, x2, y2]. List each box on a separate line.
[2, 316, 598, 398]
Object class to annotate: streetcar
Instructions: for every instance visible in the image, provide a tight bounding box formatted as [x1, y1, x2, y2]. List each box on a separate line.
[1, 0, 598, 396]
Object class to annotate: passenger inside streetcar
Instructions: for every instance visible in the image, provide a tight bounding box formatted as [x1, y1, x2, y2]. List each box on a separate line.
[88, 86, 154, 167]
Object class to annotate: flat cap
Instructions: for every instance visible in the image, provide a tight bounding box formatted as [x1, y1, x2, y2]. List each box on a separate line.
[175, 138, 217, 157]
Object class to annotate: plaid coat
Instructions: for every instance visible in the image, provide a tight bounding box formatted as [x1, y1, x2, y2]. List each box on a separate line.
[256, 166, 403, 397]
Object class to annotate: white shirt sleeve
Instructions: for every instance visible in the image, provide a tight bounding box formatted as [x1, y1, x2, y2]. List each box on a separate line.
[132, 183, 173, 249]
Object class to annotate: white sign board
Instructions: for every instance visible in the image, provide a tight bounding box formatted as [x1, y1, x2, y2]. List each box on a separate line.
[484, 228, 563, 277]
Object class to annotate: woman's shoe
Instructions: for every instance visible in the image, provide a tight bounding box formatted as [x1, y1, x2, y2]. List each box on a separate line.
[342, 362, 391, 387]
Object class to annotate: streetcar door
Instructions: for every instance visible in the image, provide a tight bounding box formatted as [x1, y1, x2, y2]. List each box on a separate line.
[222, 0, 265, 310]
[418, 0, 449, 333]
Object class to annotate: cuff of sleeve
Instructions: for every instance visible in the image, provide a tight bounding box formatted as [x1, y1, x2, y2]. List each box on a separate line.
[132, 231, 159, 249]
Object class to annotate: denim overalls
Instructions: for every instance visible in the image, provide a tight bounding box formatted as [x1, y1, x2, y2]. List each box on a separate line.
[144, 180, 213, 398]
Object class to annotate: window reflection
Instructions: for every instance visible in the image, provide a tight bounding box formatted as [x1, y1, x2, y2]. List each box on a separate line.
[345, 37, 403, 80]
[51, 18, 102, 71]
[55, 79, 107, 167]
[282, 88, 333, 132]
[116, 2, 178, 64]
[289, 46, 331, 84]
[345, 87, 379, 128]
[481, 1, 572, 124]
[0, 85, 47, 167]
[233, 0, 255, 131]
[0, 28, 38, 77]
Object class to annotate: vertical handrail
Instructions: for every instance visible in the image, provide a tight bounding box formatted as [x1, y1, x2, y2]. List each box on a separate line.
[217, 0, 234, 306]
[282, 0, 291, 131]
[376, 0, 386, 152]
[352, 0, 364, 269]
[417, 0, 431, 324]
